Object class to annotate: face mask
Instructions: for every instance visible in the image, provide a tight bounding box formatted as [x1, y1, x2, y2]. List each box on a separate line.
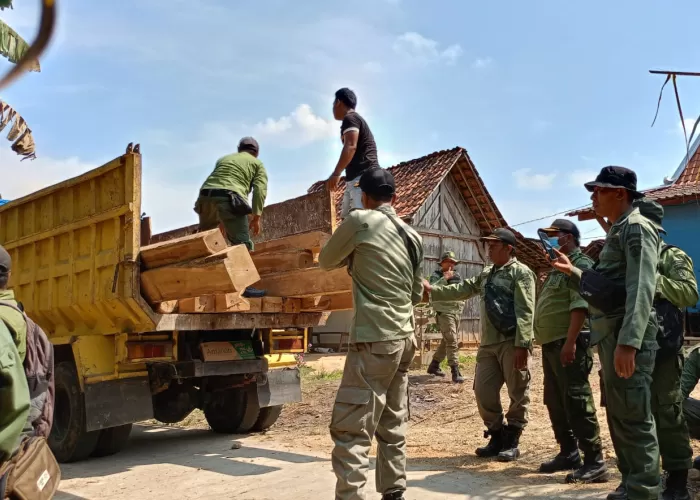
[548, 237, 561, 250]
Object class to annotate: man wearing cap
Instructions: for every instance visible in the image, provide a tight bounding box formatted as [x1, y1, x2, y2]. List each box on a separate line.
[423, 228, 536, 462]
[319, 167, 423, 500]
[0, 245, 30, 470]
[327, 88, 380, 218]
[0, 246, 25, 362]
[426, 251, 465, 384]
[535, 219, 608, 484]
[195, 137, 268, 297]
[550, 166, 662, 500]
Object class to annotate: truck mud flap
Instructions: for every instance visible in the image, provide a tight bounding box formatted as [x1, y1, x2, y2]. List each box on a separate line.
[257, 368, 302, 408]
[84, 378, 154, 432]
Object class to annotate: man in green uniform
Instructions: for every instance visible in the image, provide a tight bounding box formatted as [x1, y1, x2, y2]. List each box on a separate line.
[319, 168, 423, 500]
[0, 246, 26, 362]
[681, 345, 700, 442]
[535, 219, 608, 484]
[426, 250, 465, 384]
[423, 228, 536, 462]
[551, 166, 661, 500]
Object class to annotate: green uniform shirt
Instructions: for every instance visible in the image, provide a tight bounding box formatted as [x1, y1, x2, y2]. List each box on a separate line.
[571, 206, 660, 350]
[656, 245, 699, 309]
[318, 205, 424, 343]
[534, 249, 593, 345]
[200, 152, 269, 215]
[0, 290, 27, 362]
[430, 257, 536, 348]
[0, 319, 29, 462]
[682, 344, 700, 399]
[428, 270, 465, 315]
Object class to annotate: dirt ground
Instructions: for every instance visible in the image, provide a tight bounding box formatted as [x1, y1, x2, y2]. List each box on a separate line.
[57, 349, 700, 499]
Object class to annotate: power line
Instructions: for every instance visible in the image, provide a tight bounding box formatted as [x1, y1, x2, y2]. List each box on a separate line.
[509, 203, 593, 228]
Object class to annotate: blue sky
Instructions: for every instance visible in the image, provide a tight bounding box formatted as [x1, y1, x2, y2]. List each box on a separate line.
[1, 0, 699, 242]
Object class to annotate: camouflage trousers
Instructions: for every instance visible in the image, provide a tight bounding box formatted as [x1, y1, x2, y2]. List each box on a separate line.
[599, 333, 660, 500]
[650, 350, 692, 472]
[194, 195, 253, 251]
[432, 312, 460, 367]
[683, 397, 700, 439]
[330, 336, 416, 500]
[542, 338, 603, 459]
[474, 340, 531, 430]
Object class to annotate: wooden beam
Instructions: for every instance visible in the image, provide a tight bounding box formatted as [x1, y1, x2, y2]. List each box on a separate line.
[155, 312, 328, 330]
[150, 223, 199, 245]
[650, 70, 700, 77]
[140, 229, 227, 269]
[253, 188, 335, 243]
[256, 267, 352, 298]
[252, 231, 330, 261]
[154, 300, 178, 314]
[140, 216, 152, 247]
[214, 293, 250, 312]
[301, 293, 353, 311]
[140, 245, 260, 303]
[251, 249, 314, 274]
[179, 295, 216, 313]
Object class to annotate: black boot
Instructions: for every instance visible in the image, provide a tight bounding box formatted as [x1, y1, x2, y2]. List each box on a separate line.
[427, 360, 446, 377]
[450, 364, 464, 384]
[539, 449, 582, 473]
[382, 491, 404, 500]
[243, 286, 266, 298]
[497, 425, 522, 462]
[475, 428, 503, 458]
[606, 483, 627, 500]
[662, 470, 691, 500]
[694, 456, 700, 470]
[565, 451, 610, 484]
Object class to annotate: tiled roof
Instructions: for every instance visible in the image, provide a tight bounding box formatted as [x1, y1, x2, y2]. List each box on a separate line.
[309, 148, 550, 272]
[569, 143, 700, 220]
[582, 239, 605, 261]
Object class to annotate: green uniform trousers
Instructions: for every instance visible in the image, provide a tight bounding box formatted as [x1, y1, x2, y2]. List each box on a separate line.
[474, 340, 530, 430]
[194, 195, 253, 251]
[598, 333, 660, 500]
[432, 312, 460, 367]
[330, 336, 416, 500]
[542, 338, 602, 458]
[650, 351, 692, 472]
[683, 397, 700, 438]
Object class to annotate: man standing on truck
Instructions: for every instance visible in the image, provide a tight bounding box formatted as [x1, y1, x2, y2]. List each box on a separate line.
[327, 88, 380, 218]
[319, 167, 423, 500]
[550, 167, 662, 500]
[423, 228, 537, 463]
[196, 136, 268, 297]
[426, 251, 465, 384]
[0, 246, 26, 362]
[535, 220, 608, 485]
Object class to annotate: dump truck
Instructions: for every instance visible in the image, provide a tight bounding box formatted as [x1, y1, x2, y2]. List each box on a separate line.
[0, 148, 350, 462]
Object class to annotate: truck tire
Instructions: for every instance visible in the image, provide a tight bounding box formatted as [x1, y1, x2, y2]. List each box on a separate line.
[252, 405, 283, 432]
[49, 361, 100, 463]
[91, 424, 133, 458]
[203, 388, 247, 434]
[236, 385, 262, 433]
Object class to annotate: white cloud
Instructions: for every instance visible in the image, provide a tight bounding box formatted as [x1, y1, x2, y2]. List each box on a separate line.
[512, 168, 556, 190]
[384, 0, 401, 4]
[472, 57, 493, 69]
[0, 154, 98, 200]
[568, 169, 597, 187]
[393, 32, 462, 65]
[679, 117, 700, 139]
[253, 104, 336, 146]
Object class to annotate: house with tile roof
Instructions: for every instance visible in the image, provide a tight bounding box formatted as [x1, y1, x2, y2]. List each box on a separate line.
[569, 139, 700, 333]
[308, 146, 549, 344]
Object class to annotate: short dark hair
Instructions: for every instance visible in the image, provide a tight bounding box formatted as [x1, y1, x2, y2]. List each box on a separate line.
[238, 145, 257, 154]
[335, 88, 357, 109]
[365, 192, 393, 203]
[0, 272, 9, 289]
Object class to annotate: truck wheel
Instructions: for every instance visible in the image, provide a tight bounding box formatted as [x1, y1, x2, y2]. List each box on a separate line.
[236, 385, 262, 433]
[252, 405, 283, 432]
[91, 424, 133, 458]
[203, 388, 247, 434]
[49, 361, 100, 462]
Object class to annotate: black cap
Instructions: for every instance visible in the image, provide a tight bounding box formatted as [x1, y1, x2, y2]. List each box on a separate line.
[584, 166, 644, 199]
[540, 219, 581, 239]
[481, 228, 517, 247]
[238, 136, 259, 153]
[359, 167, 395, 198]
[0, 245, 10, 274]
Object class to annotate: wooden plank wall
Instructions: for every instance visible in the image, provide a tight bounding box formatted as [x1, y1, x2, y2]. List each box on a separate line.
[413, 174, 486, 343]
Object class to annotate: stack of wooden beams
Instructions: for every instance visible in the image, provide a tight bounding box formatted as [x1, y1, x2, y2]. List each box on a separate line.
[140, 187, 353, 315]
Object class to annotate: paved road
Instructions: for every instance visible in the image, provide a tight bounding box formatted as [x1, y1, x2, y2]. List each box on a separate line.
[56, 425, 609, 500]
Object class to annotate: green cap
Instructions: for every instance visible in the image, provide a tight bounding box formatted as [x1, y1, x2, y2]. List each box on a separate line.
[440, 251, 458, 263]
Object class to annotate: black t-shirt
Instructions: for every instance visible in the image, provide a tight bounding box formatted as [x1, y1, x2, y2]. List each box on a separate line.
[340, 111, 379, 181]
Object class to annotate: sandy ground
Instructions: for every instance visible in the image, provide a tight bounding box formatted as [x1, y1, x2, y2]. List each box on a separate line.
[56, 349, 700, 499]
